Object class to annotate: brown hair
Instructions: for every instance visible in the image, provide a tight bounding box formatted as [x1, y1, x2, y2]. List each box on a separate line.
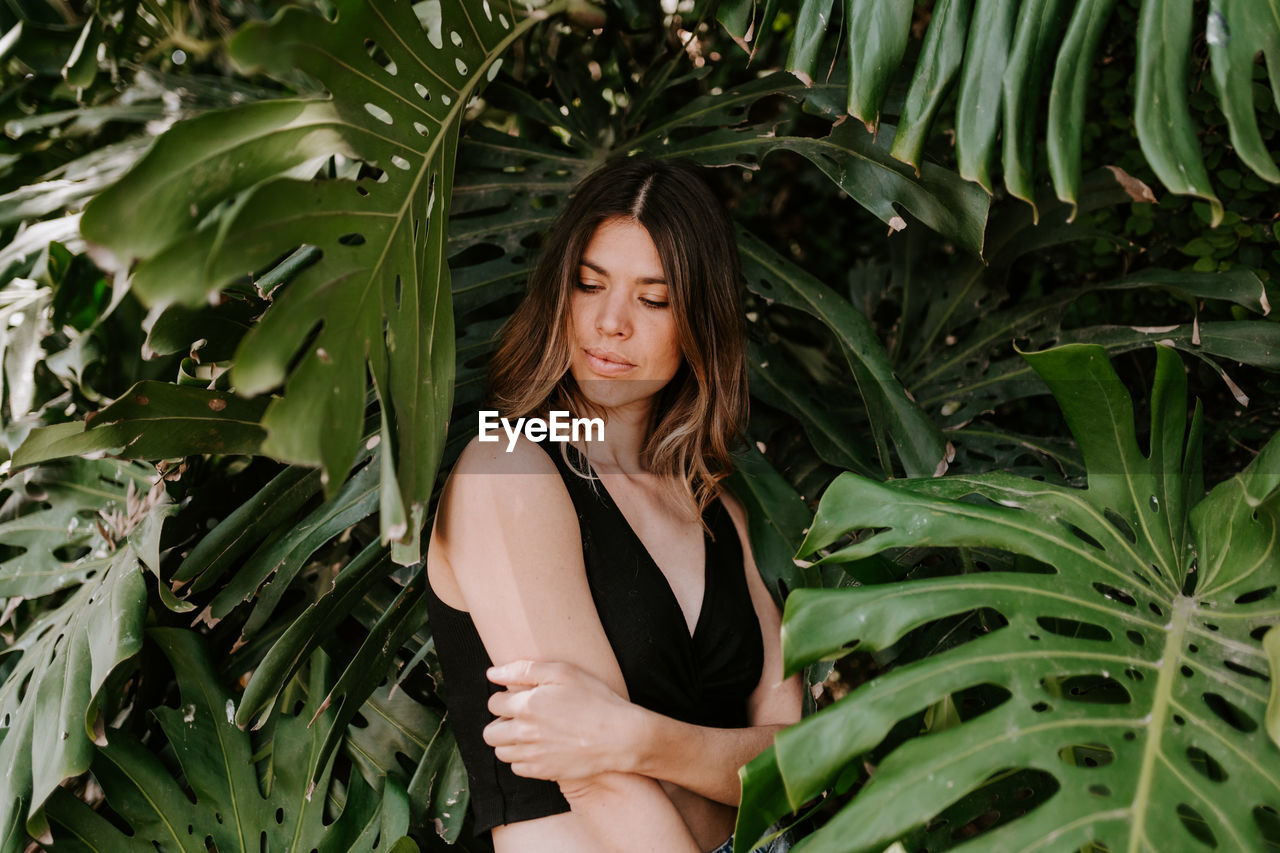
[486, 155, 748, 527]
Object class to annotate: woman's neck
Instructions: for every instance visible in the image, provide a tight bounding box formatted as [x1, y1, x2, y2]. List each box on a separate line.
[574, 401, 651, 476]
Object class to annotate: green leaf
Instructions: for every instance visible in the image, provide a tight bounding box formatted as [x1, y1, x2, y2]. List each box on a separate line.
[1208, 0, 1280, 185]
[785, 0, 838, 83]
[1046, 0, 1119, 215]
[0, 462, 158, 847]
[345, 682, 469, 841]
[738, 228, 948, 478]
[890, 0, 971, 171]
[844, 0, 912, 130]
[0, 460, 153, 597]
[954, 0, 1018, 193]
[726, 444, 814, 600]
[11, 382, 268, 468]
[1001, 0, 1070, 215]
[762, 344, 1280, 851]
[235, 539, 398, 729]
[171, 463, 321, 589]
[43, 630, 415, 850]
[1135, 0, 1224, 226]
[81, 0, 567, 565]
[651, 74, 990, 257]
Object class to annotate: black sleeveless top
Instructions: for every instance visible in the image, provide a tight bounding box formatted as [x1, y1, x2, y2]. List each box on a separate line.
[423, 440, 765, 835]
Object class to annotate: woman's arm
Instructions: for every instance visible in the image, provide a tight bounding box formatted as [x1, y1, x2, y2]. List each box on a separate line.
[484, 488, 804, 806]
[436, 435, 701, 852]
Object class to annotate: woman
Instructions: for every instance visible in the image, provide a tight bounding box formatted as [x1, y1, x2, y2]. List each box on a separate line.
[424, 156, 802, 852]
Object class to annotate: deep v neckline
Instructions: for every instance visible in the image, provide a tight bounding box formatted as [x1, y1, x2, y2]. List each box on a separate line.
[585, 461, 713, 641]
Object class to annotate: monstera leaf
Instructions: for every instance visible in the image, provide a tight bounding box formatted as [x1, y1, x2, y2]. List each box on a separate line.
[40, 629, 418, 851]
[735, 344, 1280, 852]
[719, 0, 1280, 223]
[80, 0, 568, 564]
[0, 461, 163, 851]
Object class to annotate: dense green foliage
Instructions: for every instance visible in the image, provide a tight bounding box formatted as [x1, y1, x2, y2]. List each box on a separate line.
[0, 0, 1277, 850]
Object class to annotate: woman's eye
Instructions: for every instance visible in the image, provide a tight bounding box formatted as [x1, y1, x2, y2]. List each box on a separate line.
[575, 281, 602, 292]
[640, 298, 669, 309]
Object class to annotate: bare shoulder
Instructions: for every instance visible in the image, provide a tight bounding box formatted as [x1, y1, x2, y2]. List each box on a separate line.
[432, 435, 579, 572]
[451, 431, 561, 479]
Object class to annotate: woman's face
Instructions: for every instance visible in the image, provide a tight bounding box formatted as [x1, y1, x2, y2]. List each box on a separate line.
[567, 217, 683, 415]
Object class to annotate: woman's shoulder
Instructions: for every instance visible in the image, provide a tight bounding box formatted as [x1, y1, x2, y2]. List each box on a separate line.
[439, 435, 575, 534]
[451, 431, 560, 479]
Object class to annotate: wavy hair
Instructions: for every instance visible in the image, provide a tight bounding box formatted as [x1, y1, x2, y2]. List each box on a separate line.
[485, 155, 748, 529]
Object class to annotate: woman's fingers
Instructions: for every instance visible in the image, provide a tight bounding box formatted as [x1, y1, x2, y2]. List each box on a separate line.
[487, 659, 574, 686]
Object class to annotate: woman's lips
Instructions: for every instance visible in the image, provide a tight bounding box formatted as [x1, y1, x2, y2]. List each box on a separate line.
[583, 349, 635, 376]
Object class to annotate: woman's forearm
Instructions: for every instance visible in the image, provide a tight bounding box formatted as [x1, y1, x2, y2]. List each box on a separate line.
[557, 771, 702, 852]
[623, 706, 786, 806]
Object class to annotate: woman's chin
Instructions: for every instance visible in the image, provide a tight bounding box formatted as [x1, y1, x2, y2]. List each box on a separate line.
[573, 377, 670, 413]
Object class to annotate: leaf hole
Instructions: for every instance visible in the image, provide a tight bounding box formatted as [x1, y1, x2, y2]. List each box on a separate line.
[1123, 731, 1136, 741]
[338, 233, 366, 246]
[414, 82, 431, 100]
[1180, 665, 1194, 678]
[1204, 622, 1219, 632]
[1057, 742, 1114, 767]
[1057, 675, 1131, 705]
[391, 155, 411, 170]
[1173, 714, 1186, 726]
[414, 121, 429, 136]
[1093, 582, 1137, 607]
[1124, 668, 1144, 681]
[1186, 746, 1228, 782]
[1031, 702, 1051, 713]
[1126, 630, 1145, 646]
[363, 39, 396, 75]
[1088, 784, 1111, 797]
[1223, 659, 1269, 681]
[1250, 625, 1269, 640]
[1058, 520, 1104, 550]
[394, 275, 402, 309]
[1102, 508, 1136, 543]
[1254, 806, 1280, 846]
[1235, 586, 1276, 605]
[1028, 634, 1041, 641]
[1202, 692, 1257, 732]
[1035, 616, 1112, 642]
[455, 58, 468, 75]
[1177, 803, 1217, 848]
[364, 102, 394, 125]
[356, 185, 369, 197]
[52, 544, 91, 562]
[1149, 602, 1164, 617]
[1187, 644, 1198, 654]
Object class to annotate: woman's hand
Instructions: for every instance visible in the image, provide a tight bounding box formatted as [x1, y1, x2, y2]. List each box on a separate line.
[483, 659, 642, 781]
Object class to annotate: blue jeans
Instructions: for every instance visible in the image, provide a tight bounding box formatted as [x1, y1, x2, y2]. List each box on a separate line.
[709, 825, 794, 853]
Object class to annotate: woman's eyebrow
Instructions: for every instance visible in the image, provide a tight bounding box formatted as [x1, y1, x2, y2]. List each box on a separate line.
[580, 257, 668, 285]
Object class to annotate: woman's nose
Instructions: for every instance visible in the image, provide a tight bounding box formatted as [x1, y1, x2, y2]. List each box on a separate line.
[595, 293, 631, 336]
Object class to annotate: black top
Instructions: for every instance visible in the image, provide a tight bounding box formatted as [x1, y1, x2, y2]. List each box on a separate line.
[423, 439, 765, 836]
